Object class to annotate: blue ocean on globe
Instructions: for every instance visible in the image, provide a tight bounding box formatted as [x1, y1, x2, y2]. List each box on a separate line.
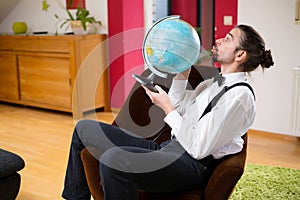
[143, 17, 201, 74]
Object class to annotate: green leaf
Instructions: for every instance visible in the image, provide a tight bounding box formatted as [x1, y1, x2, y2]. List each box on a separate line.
[67, 0, 73, 9]
[60, 20, 70, 29]
[81, 19, 87, 30]
[42, 0, 50, 11]
[66, 9, 75, 21]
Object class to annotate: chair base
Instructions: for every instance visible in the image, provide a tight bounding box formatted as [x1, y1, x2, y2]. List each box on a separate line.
[0, 173, 21, 200]
[0, 148, 25, 200]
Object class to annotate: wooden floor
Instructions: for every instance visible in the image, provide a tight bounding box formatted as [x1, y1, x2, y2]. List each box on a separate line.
[0, 103, 299, 200]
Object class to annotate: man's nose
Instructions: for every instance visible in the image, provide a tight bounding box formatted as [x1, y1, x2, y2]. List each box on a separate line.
[215, 38, 222, 46]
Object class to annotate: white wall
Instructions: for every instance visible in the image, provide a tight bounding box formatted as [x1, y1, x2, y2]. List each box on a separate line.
[0, 0, 108, 34]
[238, 0, 300, 136]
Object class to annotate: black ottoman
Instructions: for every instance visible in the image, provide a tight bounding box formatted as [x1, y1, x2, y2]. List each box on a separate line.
[0, 148, 25, 200]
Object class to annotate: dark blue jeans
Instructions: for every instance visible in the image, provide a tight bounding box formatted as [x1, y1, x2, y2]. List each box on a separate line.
[62, 119, 215, 200]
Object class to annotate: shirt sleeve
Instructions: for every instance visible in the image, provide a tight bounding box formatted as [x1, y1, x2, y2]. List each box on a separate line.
[164, 86, 255, 160]
[167, 78, 207, 115]
[167, 79, 189, 115]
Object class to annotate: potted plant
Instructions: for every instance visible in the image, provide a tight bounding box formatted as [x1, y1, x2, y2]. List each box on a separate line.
[54, 0, 101, 35]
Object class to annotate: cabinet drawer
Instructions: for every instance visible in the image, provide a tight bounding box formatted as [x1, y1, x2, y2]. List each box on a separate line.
[39, 38, 70, 53]
[0, 37, 39, 51]
[0, 37, 70, 53]
[18, 55, 72, 109]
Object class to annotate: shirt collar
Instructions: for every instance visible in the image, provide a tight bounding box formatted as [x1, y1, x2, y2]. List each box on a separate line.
[222, 72, 247, 84]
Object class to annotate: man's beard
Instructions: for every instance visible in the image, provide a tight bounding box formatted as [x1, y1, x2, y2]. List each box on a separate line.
[212, 53, 218, 62]
[211, 45, 218, 62]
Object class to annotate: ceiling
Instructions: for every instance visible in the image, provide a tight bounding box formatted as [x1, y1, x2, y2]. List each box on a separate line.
[0, 0, 20, 23]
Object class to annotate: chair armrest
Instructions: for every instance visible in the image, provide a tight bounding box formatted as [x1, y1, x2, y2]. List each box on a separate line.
[0, 149, 25, 178]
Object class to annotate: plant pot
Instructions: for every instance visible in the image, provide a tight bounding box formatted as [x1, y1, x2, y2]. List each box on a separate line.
[70, 20, 90, 35]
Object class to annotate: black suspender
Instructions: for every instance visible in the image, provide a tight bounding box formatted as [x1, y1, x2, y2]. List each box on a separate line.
[199, 82, 255, 120]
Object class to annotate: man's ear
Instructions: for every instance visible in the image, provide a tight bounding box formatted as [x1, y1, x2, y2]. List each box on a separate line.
[235, 50, 247, 62]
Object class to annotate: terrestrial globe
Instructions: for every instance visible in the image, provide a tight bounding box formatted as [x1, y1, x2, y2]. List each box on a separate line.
[132, 15, 201, 91]
[143, 15, 201, 78]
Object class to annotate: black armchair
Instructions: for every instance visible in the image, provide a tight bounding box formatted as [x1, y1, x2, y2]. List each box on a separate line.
[0, 148, 25, 200]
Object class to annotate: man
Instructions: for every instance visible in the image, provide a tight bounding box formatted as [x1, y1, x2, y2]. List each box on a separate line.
[62, 24, 274, 200]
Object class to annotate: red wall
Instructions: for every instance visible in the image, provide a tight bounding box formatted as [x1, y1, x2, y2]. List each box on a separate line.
[214, 0, 238, 40]
[108, 0, 144, 108]
[171, 0, 198, 26]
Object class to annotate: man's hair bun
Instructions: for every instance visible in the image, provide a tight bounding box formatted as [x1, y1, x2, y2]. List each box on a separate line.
[261, 49, 274, 69]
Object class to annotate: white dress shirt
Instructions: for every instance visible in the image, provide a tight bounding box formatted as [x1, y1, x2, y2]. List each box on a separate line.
[164, 72, 256, 160]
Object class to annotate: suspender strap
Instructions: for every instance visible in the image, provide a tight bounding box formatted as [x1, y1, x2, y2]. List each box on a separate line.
[199, 82, 255, 120]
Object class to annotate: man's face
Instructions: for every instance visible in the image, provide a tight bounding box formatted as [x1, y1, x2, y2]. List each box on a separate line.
[212, 28, 242, 64]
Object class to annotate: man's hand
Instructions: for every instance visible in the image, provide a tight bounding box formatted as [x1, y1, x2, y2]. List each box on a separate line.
[175, 68, 191, 80]
[142, 85, 174, 115]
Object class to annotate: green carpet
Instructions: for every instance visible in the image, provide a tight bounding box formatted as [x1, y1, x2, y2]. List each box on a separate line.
[230, 163, 300, 200]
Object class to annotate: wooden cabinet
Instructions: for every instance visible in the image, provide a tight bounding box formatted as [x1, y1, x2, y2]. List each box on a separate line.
[0, 34, 109, 118]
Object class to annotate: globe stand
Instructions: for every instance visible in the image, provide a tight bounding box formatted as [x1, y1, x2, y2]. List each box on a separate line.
[132, 16, 180, 92]
[132, 73, 158, 93]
